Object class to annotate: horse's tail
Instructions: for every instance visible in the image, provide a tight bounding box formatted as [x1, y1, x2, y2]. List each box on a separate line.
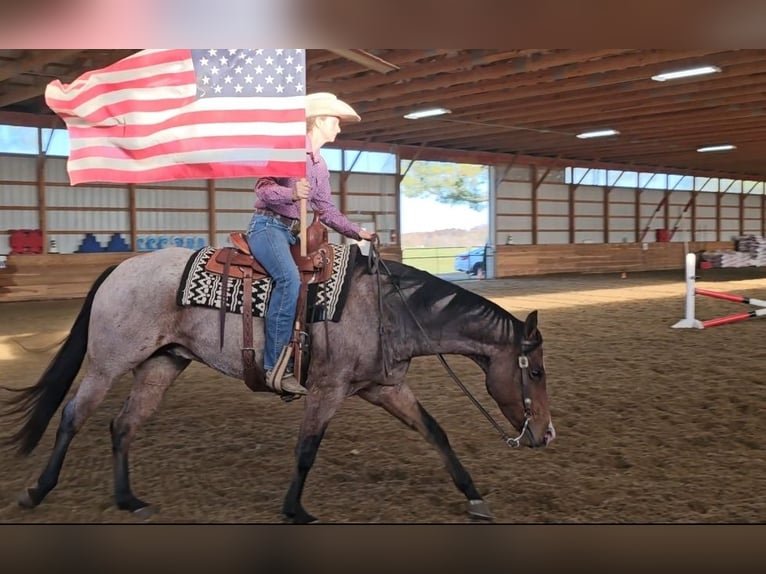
[2, 265, 117, 456]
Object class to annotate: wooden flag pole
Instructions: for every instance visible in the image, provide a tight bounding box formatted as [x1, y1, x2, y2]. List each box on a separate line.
[299, 196, 307, 256]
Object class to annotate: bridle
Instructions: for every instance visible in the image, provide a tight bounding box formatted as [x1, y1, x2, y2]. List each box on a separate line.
[366, 239, 540, 449]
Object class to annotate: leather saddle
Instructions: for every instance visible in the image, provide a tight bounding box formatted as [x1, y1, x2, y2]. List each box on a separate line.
[202, 213, 334, 393]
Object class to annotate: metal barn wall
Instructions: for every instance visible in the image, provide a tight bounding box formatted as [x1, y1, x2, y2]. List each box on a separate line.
[0, 154, 397, 255]
[494, 163, 766, 247]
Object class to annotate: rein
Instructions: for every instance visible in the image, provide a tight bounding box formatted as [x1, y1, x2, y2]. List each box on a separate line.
[366, 240, 533, 448]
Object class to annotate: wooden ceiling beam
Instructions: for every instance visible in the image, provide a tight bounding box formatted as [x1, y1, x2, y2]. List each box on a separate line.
[310, 49, 557, 94]
[340, 50, 751, 129]
[0, 49, 82, 83]
[308, 49, 457, 81]
[342, 53, 766, 140]
[356, 88, 766, 147]
[0, 50, 135, 107]
[375, 60, 766, 141]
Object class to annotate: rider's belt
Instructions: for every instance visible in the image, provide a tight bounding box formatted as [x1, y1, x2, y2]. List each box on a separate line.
[254, 208, 300, 235]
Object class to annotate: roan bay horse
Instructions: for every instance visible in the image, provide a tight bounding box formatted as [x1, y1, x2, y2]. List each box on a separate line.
[2, 246, 555, 523]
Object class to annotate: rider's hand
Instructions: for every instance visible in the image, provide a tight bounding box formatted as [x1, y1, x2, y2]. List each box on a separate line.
[358, 229, 376, 241]
[292, 178, 310, 201]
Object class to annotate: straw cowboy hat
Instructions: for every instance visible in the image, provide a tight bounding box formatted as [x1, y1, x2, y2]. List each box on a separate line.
[306, 92, 361, 122]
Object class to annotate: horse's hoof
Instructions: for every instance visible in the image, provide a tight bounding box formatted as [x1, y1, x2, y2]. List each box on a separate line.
[17, 489, 39, 509]
[132, 505, 156, 520]
[284, 510, 318, 524]
[466, 499, 494, 520]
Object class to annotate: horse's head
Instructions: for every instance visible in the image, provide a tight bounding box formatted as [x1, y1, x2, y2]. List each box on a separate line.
[486, 310, 555, 448]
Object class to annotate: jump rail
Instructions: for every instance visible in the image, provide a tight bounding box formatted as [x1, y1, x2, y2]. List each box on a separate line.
[672, 253, 766, 329]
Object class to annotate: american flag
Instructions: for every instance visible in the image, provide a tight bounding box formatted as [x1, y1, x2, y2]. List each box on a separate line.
[45, 49, 307, 185]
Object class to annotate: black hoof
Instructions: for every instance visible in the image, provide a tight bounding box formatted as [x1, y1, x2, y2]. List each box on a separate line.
[116, 495, 153, 515]
[284, 508, 318, 524]
[132, 505, 156, 520]
[17, 488, 41, 509]
[466, 499, 494, 521]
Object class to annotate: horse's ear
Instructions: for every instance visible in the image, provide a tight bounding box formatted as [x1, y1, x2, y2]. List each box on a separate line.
[524, 310, 539, 338]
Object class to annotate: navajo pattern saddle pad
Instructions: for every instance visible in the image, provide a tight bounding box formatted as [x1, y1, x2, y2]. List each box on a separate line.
[176, 243, 357, 323]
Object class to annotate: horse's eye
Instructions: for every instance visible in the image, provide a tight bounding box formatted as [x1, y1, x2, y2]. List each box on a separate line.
[531, 368, 543, 378]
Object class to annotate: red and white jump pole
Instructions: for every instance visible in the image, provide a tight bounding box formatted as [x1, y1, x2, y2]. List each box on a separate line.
[672, 252, 766, 329]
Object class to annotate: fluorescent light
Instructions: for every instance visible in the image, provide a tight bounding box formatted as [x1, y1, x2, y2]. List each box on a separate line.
[404, 107, 451, 120]
[576, 129, 620, 139]
[696, 144, 736, 153]
[651, 65, 721, 82]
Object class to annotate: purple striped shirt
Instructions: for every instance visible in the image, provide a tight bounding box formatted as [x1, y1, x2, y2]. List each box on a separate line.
[254, 138, 363, 240]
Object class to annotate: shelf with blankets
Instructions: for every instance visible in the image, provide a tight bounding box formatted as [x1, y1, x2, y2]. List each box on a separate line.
[698, 235, 766, 268]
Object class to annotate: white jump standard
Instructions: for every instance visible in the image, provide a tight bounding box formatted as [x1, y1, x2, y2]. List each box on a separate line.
[672, 252, 766, 329]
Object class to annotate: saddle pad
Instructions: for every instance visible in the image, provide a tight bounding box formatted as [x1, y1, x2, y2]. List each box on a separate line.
[176, 243, 357, 323]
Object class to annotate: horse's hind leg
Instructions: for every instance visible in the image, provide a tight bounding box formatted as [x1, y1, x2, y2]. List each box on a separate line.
[19, 367, 120, 509]
[358, 384, 494, 521]
[111, 352, 190, 517]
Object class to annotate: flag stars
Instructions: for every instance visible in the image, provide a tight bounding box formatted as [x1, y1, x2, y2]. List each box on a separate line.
[191, 48, 305, 98]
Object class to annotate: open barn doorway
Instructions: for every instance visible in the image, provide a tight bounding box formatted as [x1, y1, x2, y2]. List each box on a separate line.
[400, 159, 491, 280]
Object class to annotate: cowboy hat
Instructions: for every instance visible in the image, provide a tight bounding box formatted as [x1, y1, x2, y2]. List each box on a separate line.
[306, 92, 361, 122]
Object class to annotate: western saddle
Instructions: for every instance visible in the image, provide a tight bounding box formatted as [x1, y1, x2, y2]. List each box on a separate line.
[203, 213, 335, 393]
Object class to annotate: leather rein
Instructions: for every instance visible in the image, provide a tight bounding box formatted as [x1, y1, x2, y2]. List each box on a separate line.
[366, 240, 538, 449]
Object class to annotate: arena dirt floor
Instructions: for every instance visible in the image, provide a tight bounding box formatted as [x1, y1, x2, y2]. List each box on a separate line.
[0, 264, 764, 524]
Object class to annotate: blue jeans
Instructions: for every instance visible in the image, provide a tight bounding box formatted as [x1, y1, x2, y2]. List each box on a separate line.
[246, 214, 299, 371]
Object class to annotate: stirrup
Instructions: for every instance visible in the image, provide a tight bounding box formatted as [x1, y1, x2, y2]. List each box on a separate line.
[267, 369, 307, 396]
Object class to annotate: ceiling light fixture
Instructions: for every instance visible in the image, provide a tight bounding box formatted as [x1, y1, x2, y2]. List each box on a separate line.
[576, 129, 620, 139]
[651, 65, 721, 82]
[696, 144, 736, 153]
[404, 107, 452, 120]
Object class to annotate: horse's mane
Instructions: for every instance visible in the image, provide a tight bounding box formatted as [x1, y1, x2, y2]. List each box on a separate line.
[369, 257, 516, 342]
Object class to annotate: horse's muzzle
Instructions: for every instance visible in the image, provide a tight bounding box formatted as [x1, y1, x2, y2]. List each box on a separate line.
[526, 419, 556, 448]
[543, 421, 556, 445]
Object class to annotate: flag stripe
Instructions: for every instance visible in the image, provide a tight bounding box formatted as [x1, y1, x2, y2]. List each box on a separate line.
[63, 97, 305, 134]
[69, 146, 304, 170]
[68, 161, 306, 185]
[46, 72, 198, 120]
[68, 49, 193, 86]
[68, 120, 306, 151]
[69, 135, 306, 161]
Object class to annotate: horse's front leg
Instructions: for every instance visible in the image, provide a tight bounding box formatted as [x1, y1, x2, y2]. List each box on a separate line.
[359, 383, 494, 521]
[282, 385, 346, 524]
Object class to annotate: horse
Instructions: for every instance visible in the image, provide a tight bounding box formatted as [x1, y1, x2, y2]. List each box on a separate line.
[1, 245, 555, 523]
